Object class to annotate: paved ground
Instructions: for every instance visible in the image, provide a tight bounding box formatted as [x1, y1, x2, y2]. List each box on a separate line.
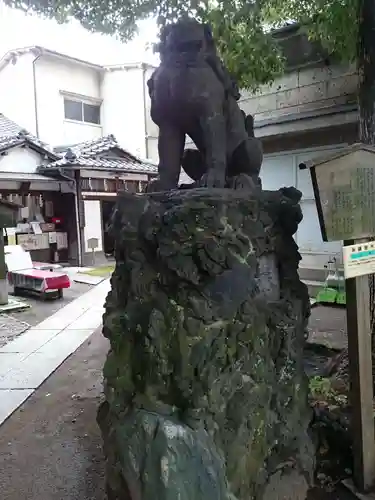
[0, 282, 93, 348]
[8, 281, 93, 327]
[0, 329, 108, 500]
[308, 305, 347, 350]
[0, 279, 110, 425]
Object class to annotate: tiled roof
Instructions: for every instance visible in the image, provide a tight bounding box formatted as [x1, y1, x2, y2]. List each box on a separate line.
[49, 155, 157, 173]
[56, 134, 122, 157]
[43, 135, 157, 175]
[0, 113, 22, 136]
[0, 115, 59, 159]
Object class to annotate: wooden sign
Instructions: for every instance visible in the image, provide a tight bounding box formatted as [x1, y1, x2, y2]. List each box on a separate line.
[87, 237, 99, 250]
[40, 223, 55, 232]
[17, 233, 49, 251]
[56, 232, 68, 250]
[300, 144, 375, 242]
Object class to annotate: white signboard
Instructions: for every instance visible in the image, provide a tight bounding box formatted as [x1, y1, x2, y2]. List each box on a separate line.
[17, 233, 49, 251]
[48, 231, 57, 244]
[56, 232, 68, 250]
[343, 240, 375, 278]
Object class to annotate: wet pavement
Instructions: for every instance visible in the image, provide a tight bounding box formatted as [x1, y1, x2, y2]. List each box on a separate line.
[0, 282, 93, 348]
[308, 305, 347, 350]
[0, 328, 107, 500]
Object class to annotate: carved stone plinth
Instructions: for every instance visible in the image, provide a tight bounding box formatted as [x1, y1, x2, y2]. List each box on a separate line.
[98, 187, 314, 500]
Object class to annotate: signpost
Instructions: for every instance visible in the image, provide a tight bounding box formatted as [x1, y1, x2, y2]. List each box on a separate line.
[87, 237, 99, 266]
[300, 144, 375, 492]
[343, 240, 375, 279]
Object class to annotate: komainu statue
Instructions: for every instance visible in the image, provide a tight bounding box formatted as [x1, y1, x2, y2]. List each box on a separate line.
[99, 17, 314, 500]
[147, 18, 263, 190]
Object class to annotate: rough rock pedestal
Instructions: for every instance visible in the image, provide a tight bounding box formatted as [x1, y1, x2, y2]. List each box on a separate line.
[98, 186, 315, 500]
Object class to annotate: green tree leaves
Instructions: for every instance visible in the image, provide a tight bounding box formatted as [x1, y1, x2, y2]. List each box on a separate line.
[4, 0, 359, 89]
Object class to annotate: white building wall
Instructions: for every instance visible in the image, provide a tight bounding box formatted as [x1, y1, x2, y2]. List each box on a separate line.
[143, 67, 159, 162]
[0, 147, 43, 173]
[0, 53, 155, 154]
[101, 67, 147, 158]
[0, 146, 74, 192]
[0, 52, 37, 134]
[83, 200, 103, 253]
[34, 56, 103, 145]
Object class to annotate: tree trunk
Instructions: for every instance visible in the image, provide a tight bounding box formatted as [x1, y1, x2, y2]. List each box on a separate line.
[358, 0, 375, 316]
[357, 0, 375, 381]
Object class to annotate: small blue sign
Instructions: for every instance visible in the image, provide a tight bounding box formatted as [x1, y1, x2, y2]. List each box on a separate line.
[351, 250, 375, 260]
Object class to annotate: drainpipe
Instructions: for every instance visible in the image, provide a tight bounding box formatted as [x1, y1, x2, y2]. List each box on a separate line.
[141, 63, 149, 159]
[74, 169, 84, 267]
[32, 52, 42, 138]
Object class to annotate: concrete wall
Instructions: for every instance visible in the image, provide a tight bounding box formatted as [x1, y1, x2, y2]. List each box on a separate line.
[240, 63, 358, 133]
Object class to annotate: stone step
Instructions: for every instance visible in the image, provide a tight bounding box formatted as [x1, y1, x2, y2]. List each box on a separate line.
[299, 266, 344, 283]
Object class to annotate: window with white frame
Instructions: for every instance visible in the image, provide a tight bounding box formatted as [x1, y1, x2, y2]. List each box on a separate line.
[63, 98, 101, 125]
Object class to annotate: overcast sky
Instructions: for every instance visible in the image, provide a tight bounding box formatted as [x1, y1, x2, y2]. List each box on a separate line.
[0, 2, 159, 65]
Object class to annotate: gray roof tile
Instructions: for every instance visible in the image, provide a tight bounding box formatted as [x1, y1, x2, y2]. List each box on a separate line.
[0, 113, 22, 136]
[45, 135, 157, 175]
[0, 115, 58, 159]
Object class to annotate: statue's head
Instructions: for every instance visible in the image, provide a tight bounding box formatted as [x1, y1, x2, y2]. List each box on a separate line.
[159, 18, 214, 57]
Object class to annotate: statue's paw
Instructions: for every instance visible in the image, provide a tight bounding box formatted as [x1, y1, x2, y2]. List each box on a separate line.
[199, 173, 208, 187]
[200, 169, 226, 188]
[230, 173, 261, 191]
[145, 178, 163, 193]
